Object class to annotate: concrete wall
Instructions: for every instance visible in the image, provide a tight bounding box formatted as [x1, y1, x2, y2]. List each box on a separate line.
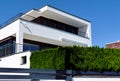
[0, 51, 31, 68]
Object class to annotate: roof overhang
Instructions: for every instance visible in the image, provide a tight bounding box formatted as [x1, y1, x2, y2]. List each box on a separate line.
[20, 9, 41, 21]
[21, 5, 90, 28]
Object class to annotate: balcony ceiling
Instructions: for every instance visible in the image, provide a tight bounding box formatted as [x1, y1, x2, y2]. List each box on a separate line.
[23, 34, 75, 46]
[21, 10, 41, 21]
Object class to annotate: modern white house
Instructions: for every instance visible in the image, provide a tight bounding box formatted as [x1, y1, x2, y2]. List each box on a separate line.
[0, 5, 92, 68]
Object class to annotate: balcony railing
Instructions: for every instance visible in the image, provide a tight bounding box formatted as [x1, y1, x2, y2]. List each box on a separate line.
[0, 42, 43, 57]
[78, 31, 88, 38]
[0, 44, 15, 57]
[0, 43, 34, 57]
[0, 13, 24, 29]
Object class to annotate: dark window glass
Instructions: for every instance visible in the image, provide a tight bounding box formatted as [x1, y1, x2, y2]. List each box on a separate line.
[0, 39, 15, 57]
[32, 17, 78, 35]
[21, 56, 27, 65]
[23, 43, 39, 51]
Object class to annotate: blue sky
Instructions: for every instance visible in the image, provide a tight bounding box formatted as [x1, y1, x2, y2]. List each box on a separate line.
[0, 0, 120, 47]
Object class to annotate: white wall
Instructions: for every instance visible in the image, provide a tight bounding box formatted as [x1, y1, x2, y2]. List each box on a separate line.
[0, 20, 20, 40]
[0, 51, 31, 68]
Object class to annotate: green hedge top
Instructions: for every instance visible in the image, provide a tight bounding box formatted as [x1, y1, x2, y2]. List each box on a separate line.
[30, 46, 120, 72]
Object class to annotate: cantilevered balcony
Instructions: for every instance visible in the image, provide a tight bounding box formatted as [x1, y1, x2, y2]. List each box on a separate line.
[19, 19, 91, 46]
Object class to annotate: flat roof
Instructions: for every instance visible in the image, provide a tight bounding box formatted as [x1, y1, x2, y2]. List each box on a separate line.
[106, 40, 120, 45]
[21, 5, 90, 28]
[43, 5, 91, 22]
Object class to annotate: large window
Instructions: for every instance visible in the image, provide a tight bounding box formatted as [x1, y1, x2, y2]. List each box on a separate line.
[23, 39, 58, 51]
[23, 43, 39, 51]
[0, 37, 15, 57]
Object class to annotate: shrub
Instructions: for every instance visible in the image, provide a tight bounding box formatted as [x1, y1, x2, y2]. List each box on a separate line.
[30, 46, 120, 72]
[30, 47, 66, 70]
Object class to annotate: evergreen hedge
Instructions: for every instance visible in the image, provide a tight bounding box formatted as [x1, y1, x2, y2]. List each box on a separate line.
[30, 47, 66, 70]
[30, 46, 120, 72]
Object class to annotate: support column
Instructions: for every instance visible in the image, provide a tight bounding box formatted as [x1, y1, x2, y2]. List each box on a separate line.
[16, 27, 23, 53]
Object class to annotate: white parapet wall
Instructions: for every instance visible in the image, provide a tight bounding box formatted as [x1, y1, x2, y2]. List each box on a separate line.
[40, 79, 120, 81]
[0, 51, 31, 68]
[73, 77, 120, 81]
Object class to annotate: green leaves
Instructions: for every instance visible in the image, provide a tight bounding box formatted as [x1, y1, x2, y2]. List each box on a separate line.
[30, 46, 120, 72]
[30, 47, 66, 70]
